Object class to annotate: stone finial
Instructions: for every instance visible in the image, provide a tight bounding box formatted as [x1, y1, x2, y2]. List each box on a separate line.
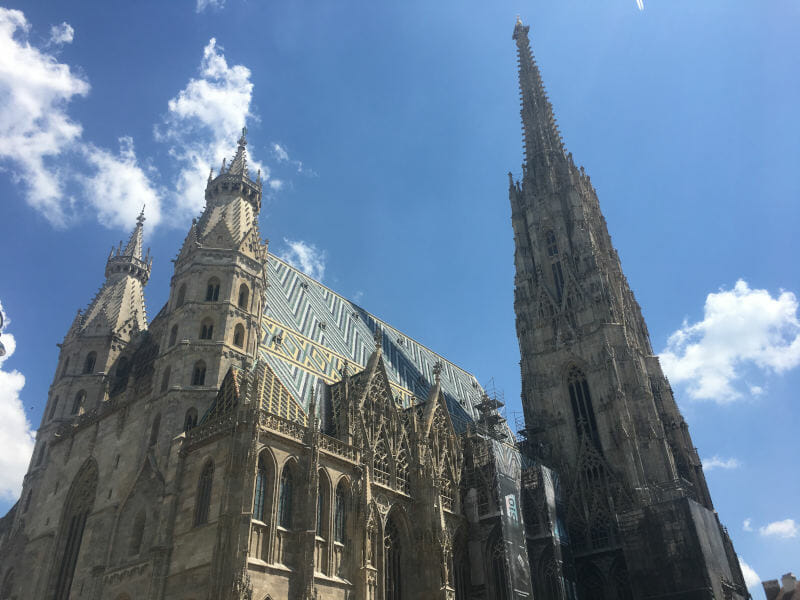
[373, 327, 383, 350]
[433, 361, 443, 384]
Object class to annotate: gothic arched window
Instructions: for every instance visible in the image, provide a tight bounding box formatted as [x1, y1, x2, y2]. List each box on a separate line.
[396, 443, 410, 493]
[176, 284, 186, 308]
[71, 390, 86, 415]
[233, 324, 245, 348]
[205, 277, 221, 302]
[238, 284, 249, 309]
[545, 230, 559, 256]
[183, 408, 198, 432]
[374, 436, 390, 486]
[199, 318, 214, 340]
[53, 460, 98, 600]
[567, 366, 600, 446]
[61, 357, 70, 379]
[317, 470, 330, 540]
[253, 454, 269, 522]
[169, 325, 178, 346]
[192, 361, 206, 386]
[148, 414, 160, 448]
[194, 461, 214, 526]
[83, 351, 97, 374]
[490, 535, 510, 600]
[128, 510, 145, 556]
[334, 481, 347, 543]
[278, 465, 294, 529]
[160, 366, 171, 392]
[384, 516, 403, 600]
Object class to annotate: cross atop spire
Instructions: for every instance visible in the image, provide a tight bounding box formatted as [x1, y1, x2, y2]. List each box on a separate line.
[513, 18, 565, 171]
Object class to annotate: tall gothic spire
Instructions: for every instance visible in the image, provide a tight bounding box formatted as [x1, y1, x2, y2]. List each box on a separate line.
[513, 19, 565, 172]
[204, 126, 262, 214]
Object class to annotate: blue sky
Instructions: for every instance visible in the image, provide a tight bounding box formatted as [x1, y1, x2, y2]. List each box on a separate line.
[0, 0, 798, 591]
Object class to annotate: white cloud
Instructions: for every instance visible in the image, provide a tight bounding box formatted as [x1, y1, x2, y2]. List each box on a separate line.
[278, 238, 327, 281]
[759, 519, 798, 539]
[272, 141, 315, 176]
[701, 456, 741, 471]
[738, 556, 760, 590]
[196, 0, 225, 12]
[743, 518, 753, 532]
[0, 301, 35, 502]
[0, 8, 163, 232]
[636, 0, 644, 10]
[49, 22, 74, 45]
[660, 280, 800, 402]
[273, 143, 289, 162]
[81, 137, 163, 230]
[158, 38, 272, 223]
[0, 8, 89, 227]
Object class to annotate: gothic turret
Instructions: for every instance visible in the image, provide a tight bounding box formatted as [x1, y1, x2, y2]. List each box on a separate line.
[511, 18, 746, 599]
[157, 127, 268, 442]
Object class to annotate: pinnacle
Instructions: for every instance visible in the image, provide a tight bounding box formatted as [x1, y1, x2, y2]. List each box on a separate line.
[122, 207, 146, 260]
[227, 126, 249, 176]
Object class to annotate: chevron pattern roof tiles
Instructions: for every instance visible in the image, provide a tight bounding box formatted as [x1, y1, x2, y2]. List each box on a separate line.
[259, 254, 485, 426]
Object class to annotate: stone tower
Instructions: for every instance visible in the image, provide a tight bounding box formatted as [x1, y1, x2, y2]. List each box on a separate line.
[510, 18, 747, 599]
[157, 127, 268, 434]
[35, 210, 151, 464]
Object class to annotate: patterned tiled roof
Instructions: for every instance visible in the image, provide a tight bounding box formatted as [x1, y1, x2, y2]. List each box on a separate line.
[258, 254, 485, 428]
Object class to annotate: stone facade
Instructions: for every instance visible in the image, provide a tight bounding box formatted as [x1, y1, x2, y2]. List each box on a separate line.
[0, 19, 745, 600]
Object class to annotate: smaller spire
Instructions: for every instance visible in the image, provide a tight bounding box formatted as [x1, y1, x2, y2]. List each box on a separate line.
[106, 211, 152, 284]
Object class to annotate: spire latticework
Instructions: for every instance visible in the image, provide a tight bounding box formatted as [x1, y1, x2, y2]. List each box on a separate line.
[513, 21, 565, 172]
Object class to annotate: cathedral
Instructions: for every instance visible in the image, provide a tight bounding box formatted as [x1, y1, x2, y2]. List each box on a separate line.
[0, 18, 748, 600]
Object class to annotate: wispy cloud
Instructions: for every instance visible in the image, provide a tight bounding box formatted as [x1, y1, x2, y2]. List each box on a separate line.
[81, 137, 163, 230]
[0, 8, 88, 227]
[0, 301, 35, 501]
[278, 238, 327, 281]
[157, 38, 274, 224]
[701, 455, 741, 472]
[0, 8, 159, 230]
[743, 518, 753, 532]
[272, 142, 315, 176]
[738, 556, 760, 590]
[759, 518, 798, 539]
[660, 280, 800, 403]
[48, 22, 74, 45]
[196, 0, 225, 13]
[636, 0, 644, 10]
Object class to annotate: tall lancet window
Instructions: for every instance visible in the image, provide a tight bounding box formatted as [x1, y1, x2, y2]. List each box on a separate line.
[567, 366, 600, 446]
[194, 461, 214, 526]
[53, 461, 98, 600]
[253, 455, 268, 522]
[384, 516, 403, 600]
[278, 466, 294, 529]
